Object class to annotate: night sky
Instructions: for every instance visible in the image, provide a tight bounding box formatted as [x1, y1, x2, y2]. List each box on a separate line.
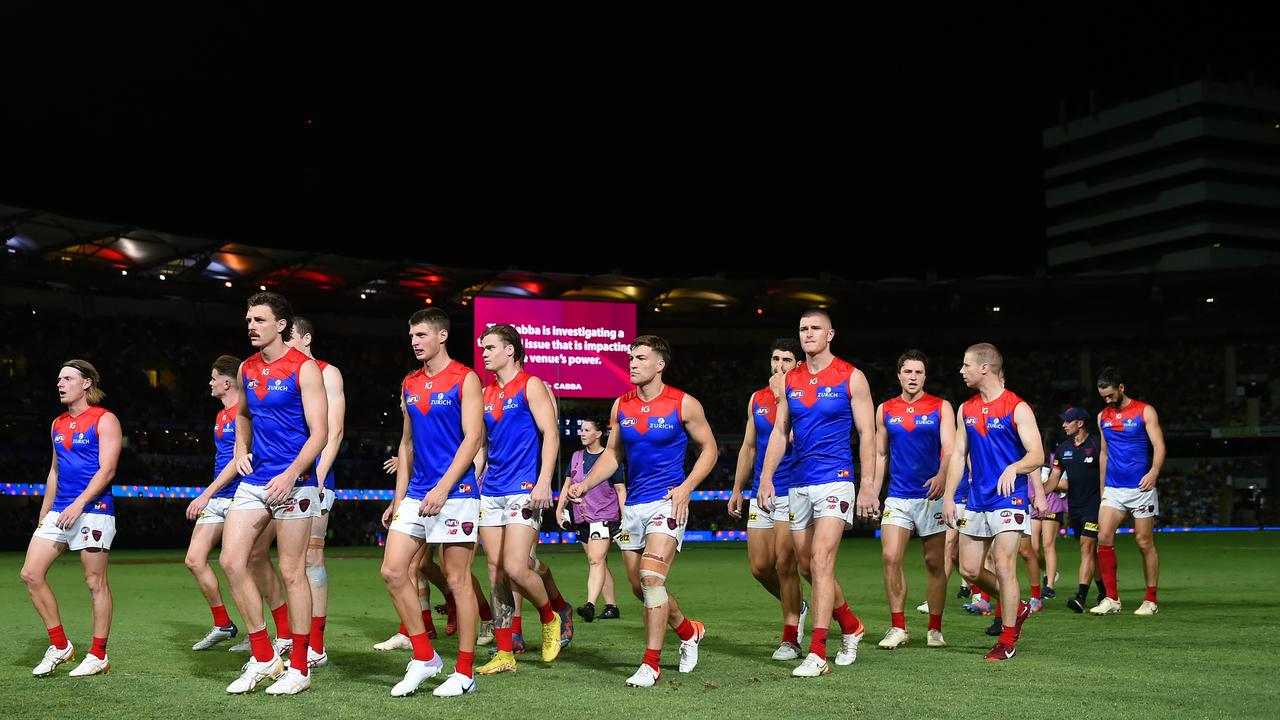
[3, 4, 1274, 279]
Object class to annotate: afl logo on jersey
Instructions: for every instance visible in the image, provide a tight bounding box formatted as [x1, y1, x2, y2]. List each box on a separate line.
[54, 433, 66, 443]
[788, 390, 804, 399]
[965, 416, 978, 426]
[484, 403, 495, 412]
[889, 416, 903, 425]
[407, 394, 420, 404]
[756, 406, 771, 415]
[621, 417, 637, 427]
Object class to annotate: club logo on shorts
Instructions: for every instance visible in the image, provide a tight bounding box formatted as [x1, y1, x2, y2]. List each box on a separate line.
[619, 532, 631, 544]
[1084, 522, 1098, 532]
[300, 499, 311, 512]
[92, 529, 102, 541]
[1143, 504, 1156, 514]
[748, 511, 758, 521]
[462, 522, 474, 535]
[839, 501, 850, 513]
[667, 517, 679, 530]
[882, 509, 891, 519]
[1014, 513, 1024, 523]
[522, 508, 533, 520]
[957, 517, 967, 527]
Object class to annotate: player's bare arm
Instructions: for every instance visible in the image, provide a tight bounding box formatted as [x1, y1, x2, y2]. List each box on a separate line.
[385, 398, 413, 528]
[851, 368, 879, 518]
[39, 432, 57, 526]
[869, 401, 889, 502]
[757, 383, 790, 513]
[927, 400, 956, 500]
[265, 359, 329, 505]
[233, 363, 255, 476]
[942, 406, 969, 526]
[315, 365, 346, 490]
[667, 392, 718, 526]
[1141, 404, 1166, 491]
[729, 395, 757, 519]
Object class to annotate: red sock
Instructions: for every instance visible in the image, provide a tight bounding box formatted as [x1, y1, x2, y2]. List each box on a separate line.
[496, 627, 514, 652]
[48, 625, 69, 650]
[537, 602, 555, 624]
[211, 604, 232, 627]
[249, 628, 274, 663]
[1098, 545, 1119, 600]
[832, 603, 863, 635]
[271, 603, 291, 638]
[890, 612, 906, 630]
[398, 622, 408, 636]
[421, 609, 437, 635]
[928, 613, 942, 632]
[642, 647, 661, 672]
[809, 627, 829, 658]
[998, 625, 1017, 646]
[512, 616, 523, 634]
[782, 624, 799, 645]
[456, 650, 474, 678]
[477, 595, 493, 622]
[290, 633, 310, 677]
[1145, 586, 1158, 603]
[1031, 585, 1041, 600]
[674, 618, 697, 641]
[408, 631, 436, 662]
[550, 591, 569, 613]
[89, 636, 108, 660]
[310, 616, 326, 654]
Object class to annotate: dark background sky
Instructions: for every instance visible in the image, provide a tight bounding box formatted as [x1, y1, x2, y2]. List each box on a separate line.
[3, 4, 1275, 278]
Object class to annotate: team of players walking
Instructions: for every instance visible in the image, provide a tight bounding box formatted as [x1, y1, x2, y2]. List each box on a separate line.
[21, 295, 1167, 694]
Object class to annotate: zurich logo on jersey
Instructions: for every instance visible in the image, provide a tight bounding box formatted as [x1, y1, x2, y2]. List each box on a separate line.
[816, 388, 840, 399]
[649, 417, 672, 429]
[503, 398, 519, 411]
[73, 432, 91, 445]
[431, 392, 451, 406]
[267, 378, 290, 392]
[916, 415, 936, 426]
[988, 418, 1003, 429]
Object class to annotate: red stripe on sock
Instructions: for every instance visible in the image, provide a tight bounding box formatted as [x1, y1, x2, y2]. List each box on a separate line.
[642, 647, 661, 671]
[538, 603, 555, 624]
[456, 650, 474, 678]
[512, 616, 523, 634]
[48, 625, 69, 650]
[674, 618, 696, 641]
[290, 633, 310, 677]
[1145, 585, 1158, 603]
[832, 603, 863, 635]
[928, 613, 942, 632]
[890, 612, 906, 630]
[421, 609, 436, 634]
[409, 631, 435, 662]
[89, 636, 108, 660]
[496, 627, 513, 652]
[1031, 585, 1042, 600]
[310, 616, 326, 654]
[1098, 545, 1119, 600]
[271, 603, 291, 638]
[211, 604, 232, 628]
[398, 622, 408, 636]
[809, 627, 829, 658]
[998, 626, 1017, 646]
[782, 624, 799, 645]
[550, 591, 569, 613]
[249, 628, 274, 663]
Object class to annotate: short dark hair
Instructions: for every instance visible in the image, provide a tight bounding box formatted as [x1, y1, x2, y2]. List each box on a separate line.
[247, 291, 294, 340]
[631, 335, 671, 366]
[212, 354, 241, 379]
[482, 324, 525, 364]
[897, 349, 929, 373]
[291, 315, 315, 341]
[61, 358, 105, 405]
[409, 308, 451, 332]
[770, 338, 801, 358]
[799, 307, 833, 326]
[1097, 367, 1124, 389]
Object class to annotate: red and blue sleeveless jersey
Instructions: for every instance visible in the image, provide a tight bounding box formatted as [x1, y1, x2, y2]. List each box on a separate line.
[1100, 400, 1151, 489]
[617, 386, 687, 505]
[241, 347, 314, 487]
[51, 405, 114, 515]
[962, 391, 1029, 512]
[212, 403, 240, 499]
[884, 393, 944, 500]
[403, 361, 479, 501]
[314, 359, 336, 491]
[785, 357, 856, 487]
[482, 371, 541, 496]
[751, 387, 794, 495]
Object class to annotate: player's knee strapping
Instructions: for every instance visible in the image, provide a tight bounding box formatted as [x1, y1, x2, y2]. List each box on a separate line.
[638, 552, 670, 608]
[308, 536, 326, 551]
[305, 564, 328, 589]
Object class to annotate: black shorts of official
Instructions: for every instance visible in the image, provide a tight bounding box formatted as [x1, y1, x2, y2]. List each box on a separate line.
[574, 520, 621, 544]
[1038, 512, 1066, 524]
[1068, 511, 1099, 539]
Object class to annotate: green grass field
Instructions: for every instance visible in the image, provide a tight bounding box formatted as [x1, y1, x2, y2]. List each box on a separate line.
[1, 533, 1276, 719]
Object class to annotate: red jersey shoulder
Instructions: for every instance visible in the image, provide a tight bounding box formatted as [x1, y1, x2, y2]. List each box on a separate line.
[752, 387, 776, 409]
